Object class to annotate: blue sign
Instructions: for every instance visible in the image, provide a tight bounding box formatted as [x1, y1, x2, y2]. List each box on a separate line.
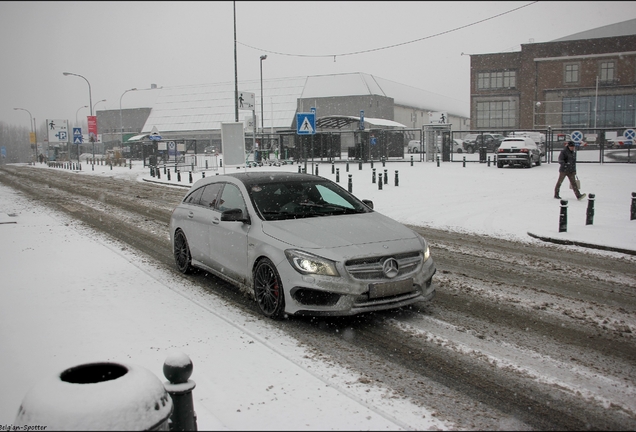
[73, 127, 83, 144]
[571, 130, 583, 143]
[370, 136, 377, 145]
[1, 146, 6, 158]
[359, 110, 364, 130]
[149, 134, 162, 141]
[296, 113, 316, 135]
[624, 128, 635, 145]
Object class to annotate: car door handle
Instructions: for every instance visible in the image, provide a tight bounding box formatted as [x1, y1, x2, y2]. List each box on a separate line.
[212, 217, 220, 225]
[187, 211, 194, 219]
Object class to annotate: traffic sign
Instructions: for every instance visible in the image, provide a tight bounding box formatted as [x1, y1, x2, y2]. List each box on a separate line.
[296, 113, 316, 135]
[571, 130, 583, 143]
[238, 91, 255, 110]
[359, 110, 364, 130]
[149, 126, 162, 141]
[624, 128, 635, 145]
[47, 119, 69, 143]
[73, 128, 83, 144]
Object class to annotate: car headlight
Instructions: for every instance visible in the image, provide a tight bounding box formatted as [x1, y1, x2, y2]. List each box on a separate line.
[415, 232, 431, 262]
[285, 250, 340, 276]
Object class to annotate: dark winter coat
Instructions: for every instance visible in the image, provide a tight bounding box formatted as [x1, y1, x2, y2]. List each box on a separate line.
[558, 146, 577, 173]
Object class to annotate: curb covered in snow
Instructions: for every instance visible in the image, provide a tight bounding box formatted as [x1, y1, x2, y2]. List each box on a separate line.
[527, 231, 636, 256]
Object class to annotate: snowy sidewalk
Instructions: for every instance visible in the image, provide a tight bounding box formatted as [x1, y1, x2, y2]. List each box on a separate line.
[0, 184, 448, 430]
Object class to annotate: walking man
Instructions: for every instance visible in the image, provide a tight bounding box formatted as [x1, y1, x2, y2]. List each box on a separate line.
[554, 141, 586, 200]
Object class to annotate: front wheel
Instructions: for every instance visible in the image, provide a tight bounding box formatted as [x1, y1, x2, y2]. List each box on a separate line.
[254, 258, 286, 319]
[173, 229, 194, 274]
[467, 146, 475, 154]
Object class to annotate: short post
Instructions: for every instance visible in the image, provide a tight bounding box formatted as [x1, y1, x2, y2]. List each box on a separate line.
[487, 156, 491, 167]
[631, 192, 636, 220]
[382, 157, 386, 167]
[298, 165, 301, 173]
[336, 168, 340, 183]
[315, 163, 319, 176]
[163, 352, 198, 432]
[346, 161, 349, 172]
[205, 160, 209, 169]
[130, 159, 132, 169]
[378, 173, 383, 190]
[177, 171, 181, 182]
[201, 171, 205, 178]
[410, 155, 413, 166]
[189, 171, 193, 184]
[463, 156, 466, 168]
[372, 168, 376, 184]
[331, 161, 335, 174]
[157, 169, 161, 179]
[559, 199, 568, 232]
[436, 155, 440, 167]
[394, 170, 399, 187]
[494, 155, 497, 164]
[167, 169, 171, 181]
[358, 160, 362, 170]
[348, 174, 353, 193]
[586, 193, 595, 225]
[383, 169, 388, 185]
[370, 160, 374, 169]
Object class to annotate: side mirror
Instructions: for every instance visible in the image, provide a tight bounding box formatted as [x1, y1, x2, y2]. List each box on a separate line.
[362, 199, 374, 210]
[221, 208, 250, 224]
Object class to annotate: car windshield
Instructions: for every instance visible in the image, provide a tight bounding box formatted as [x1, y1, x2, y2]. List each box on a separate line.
[247, 180, 371, 221]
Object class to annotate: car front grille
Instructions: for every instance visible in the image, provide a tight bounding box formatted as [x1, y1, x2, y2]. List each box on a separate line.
[345, 252, 422, 280]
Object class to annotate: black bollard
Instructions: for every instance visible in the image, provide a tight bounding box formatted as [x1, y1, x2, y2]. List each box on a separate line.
[331, 161, 335, 174]
[336, 168, 340, 183]
[164, 165, 167, 175]
[383, 169, 388, 185]
[189, 171, 193, 184]
[205, 160, 209, 169]
[382, 157, 386, 168]
[487, 156, 491, 167]
[163, 352, 198, 432]
[395, 170, 399, 187]
[348, 174, 352, 193]
[167, 169, 171, 181]
[436, 155, 440, 167]
[202, 171, 205, 178]
[371, 160, 374, 169]
[410, 155, 413, 166]
[631, 192, 636, 220]
[372, 168, 376, 184]
[559, 199, 568, 232]
[177, 171, 181, 182]
[346, 161, 349, 172]
[298, 165, 302, 173]
[378, 173, 383, 190]
[315, 163, 319, 176]
[586, 193, 595, 225]
[157, 169, 161, 179]
[358, 160, 362, 170]
[463, 156, 466, 168]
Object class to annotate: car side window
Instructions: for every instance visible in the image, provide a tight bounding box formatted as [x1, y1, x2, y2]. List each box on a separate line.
[183, 186, 204, 205]
[216, 183, 247, 214]
[199, 183, 223, 208]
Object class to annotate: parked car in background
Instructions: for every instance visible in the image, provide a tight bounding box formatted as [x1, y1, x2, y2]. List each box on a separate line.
[462, 133, 505, 153]
[405, 138, 462, 153]
[406, 140, 422, 153]
[452, 138, 464, 153]
[170, 172, 437, 319]
[496, 137, 541, 168]
[507, 131, 546, 155]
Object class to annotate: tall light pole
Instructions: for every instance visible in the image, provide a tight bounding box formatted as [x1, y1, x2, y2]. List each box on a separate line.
[63, 72, 94, 164]
[260, 54, 267, 133]
[120, 88, 137, 148]
[14, 107, 36, 163]
[93, 99, 106, 113]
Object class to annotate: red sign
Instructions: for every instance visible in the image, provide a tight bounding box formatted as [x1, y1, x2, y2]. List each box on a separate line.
[87, 116, 98, 142]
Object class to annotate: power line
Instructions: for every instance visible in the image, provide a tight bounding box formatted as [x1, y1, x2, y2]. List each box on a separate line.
[237, 1, 538, 59]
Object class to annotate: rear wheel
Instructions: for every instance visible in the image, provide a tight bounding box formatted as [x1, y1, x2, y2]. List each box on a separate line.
[497, 161, 504, 168]
[467, 145, 475, 154]
[174, 229, 193, 274]
[254, 258, 286, 319]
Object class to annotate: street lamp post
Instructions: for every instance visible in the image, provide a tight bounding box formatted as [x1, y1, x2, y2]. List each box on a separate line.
[63, 72, 94, 165]
[93, 99, 106, 113]
[76, 105, 88, 126]
[120, 88, 137, 150]
[14, 107, 36, 163]
[260, 55, 267, 133]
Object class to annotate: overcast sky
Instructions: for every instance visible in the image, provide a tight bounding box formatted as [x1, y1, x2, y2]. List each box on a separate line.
[2, 1, 635, 129]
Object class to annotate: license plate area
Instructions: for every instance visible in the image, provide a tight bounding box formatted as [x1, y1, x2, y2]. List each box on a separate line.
[368, 278, 414, 299]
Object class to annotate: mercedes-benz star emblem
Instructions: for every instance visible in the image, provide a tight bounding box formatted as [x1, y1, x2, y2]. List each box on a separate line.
[382, 258, 399, 278]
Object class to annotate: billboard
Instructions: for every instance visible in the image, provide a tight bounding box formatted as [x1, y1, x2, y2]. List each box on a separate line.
[46, 119, 69, 143]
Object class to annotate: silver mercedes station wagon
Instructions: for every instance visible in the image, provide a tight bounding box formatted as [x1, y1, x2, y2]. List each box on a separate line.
[169, 172, 436, 319]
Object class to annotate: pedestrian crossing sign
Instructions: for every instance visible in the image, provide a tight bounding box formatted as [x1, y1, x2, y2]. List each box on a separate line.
[296, 113, 316, 135]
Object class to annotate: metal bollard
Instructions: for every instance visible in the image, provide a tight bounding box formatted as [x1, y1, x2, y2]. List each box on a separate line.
[164, 165, 167, 175]
[410, 155, 413, 166]
[463, 156, 466, 168]
[372, 168, 376, 184]
[631, 192, 636, 220]
[315, 163, 319, 176]
[336, 168, 340, 183]
[189, 172, 193, 184]
[15, 362, 173, 430]
[177, 171, 182, 182]
[383, 169, 388, 185]
[358, 160, 362, 170]
[382, 157, 386, 167]
[205, 160, 209, 169]
[559, 199, 568, 232]
[394, 170, 399, 187]
[298, 165, 301, 173]
[331, 161, 335, 174]
[586, 193, 595, 225]
[348, 174, 352, 193]
[163, 352, 198, 431]
[370, 160, 374, 169]
[157, 169, 161, 179]
[167, 169, 171, 181]
[487, 156, 491, 167]
[202, 171, 205, 178]
[436, 155, 440, 167]
[346, 161, 349, 172]
[130, 160, 132, 169]
[378, 173, 383, 190]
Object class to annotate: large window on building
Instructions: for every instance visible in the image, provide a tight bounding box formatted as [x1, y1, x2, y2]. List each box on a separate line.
[564, 63, 580, 84]
[563, 94, 636, 128]
[599, 61, 616, 83]
[476, 100, 517, 128]
[477, 71, 516, 90]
